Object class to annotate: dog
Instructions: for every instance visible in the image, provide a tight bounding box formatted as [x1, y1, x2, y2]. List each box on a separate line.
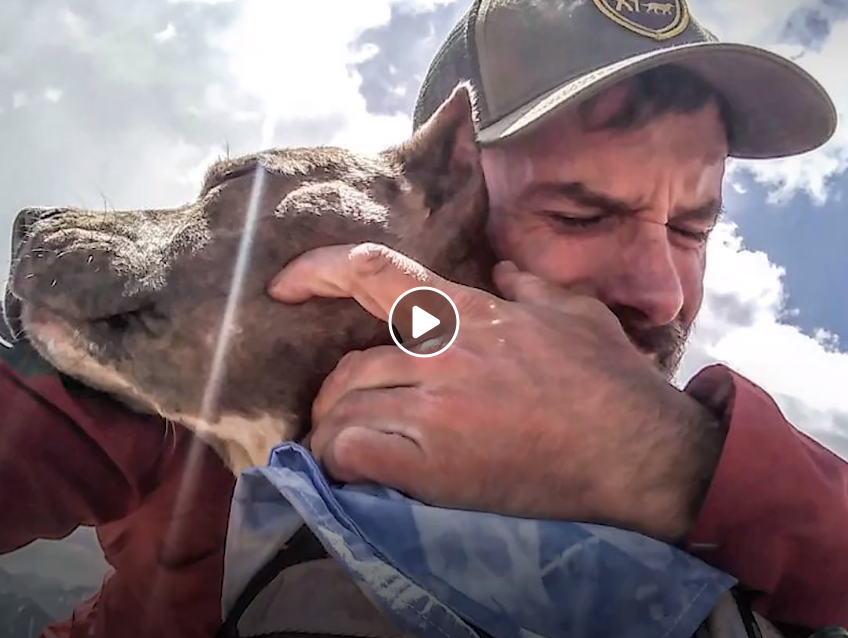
[5, 84, 497, 475]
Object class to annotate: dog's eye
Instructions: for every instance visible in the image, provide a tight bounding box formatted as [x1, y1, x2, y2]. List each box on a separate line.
[104, 314, 131, 332]
[200, 163, 259, 198]
[96, 306, 166, 337]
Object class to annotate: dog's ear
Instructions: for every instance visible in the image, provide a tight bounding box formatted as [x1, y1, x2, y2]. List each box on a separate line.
[390, 83, 481, 212]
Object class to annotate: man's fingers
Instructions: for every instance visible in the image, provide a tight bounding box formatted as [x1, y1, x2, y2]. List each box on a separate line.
[320, 424, 426, 489]
[309, 386, 428, 488]
[494, 261, 585, 309]
[269, 243, 464, 322]
[312, 346, 434, 423]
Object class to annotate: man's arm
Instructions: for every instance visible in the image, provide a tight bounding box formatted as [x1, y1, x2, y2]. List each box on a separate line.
[0, 340, 167, 553]
[267, 246, 847, 629]
[684, 364, 848, 631]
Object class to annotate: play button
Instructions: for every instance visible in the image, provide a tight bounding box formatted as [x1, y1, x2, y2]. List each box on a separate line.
[388, 286, 459, 358]
[412, 305, 440, 339]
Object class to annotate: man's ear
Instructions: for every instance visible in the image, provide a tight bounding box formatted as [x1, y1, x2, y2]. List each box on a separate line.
[391, 82, 481, 211]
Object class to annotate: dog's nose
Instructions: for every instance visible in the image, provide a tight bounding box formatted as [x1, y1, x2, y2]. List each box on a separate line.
[4, 207, 66, 340]
[11, 207, 66, 255]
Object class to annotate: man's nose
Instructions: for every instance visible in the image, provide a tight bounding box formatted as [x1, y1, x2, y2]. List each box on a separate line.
[603, 225, 685, 327]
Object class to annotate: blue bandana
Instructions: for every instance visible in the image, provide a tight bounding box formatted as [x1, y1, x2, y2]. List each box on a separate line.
[222, 442, 735, 638]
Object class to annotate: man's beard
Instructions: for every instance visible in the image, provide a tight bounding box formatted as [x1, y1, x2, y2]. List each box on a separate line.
[611, 306, 691, 379]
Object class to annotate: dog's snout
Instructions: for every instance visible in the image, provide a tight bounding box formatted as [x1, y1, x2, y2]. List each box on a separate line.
[8, 205, 76, 308]
[12, 207, 67, 250]
[5, 208, 67, 336]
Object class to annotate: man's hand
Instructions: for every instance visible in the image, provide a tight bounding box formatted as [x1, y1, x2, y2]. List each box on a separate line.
[269, 243, 726, 542]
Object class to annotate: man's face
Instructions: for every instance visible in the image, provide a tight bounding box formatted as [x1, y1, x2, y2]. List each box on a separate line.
[480, 84, 729, 376]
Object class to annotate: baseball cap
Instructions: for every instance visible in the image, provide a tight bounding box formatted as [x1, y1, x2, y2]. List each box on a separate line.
[412, 0, 837, 160]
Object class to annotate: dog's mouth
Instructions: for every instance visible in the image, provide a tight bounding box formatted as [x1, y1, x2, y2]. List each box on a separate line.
[17, 300, 169, 356]
[19, 304, 81, 351]
[17, 303, 169, 413]
[2, 288, 23, 341]
[88, 304, 169, 337]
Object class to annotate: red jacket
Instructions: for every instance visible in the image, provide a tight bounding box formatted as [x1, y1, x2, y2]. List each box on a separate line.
[1, 339, 846, 637]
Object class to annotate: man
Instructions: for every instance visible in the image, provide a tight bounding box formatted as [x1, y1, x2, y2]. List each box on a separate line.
[267, 0, 848, 633]
[0, 2, 845, 638]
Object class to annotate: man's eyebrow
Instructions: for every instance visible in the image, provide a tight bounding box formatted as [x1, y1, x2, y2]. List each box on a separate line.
[523, 181, 645, 216]
[672, 199, 724, 225]
[522, 181, 724, 224]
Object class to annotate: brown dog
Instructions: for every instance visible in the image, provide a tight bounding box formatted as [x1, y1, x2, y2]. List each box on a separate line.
[5, 84, 497, 474]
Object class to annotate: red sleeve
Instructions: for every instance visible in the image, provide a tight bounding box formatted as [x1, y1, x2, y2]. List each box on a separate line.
[683, 363, 848, 630]
[0, 340, 169, 553]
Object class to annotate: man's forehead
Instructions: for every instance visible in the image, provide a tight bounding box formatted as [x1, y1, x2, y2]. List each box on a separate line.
[496, 82, 730, 163]
[483, 99, 728, 212]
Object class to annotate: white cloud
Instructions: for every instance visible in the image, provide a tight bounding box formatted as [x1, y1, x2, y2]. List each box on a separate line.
[43, 87, 63, 102]
[677, 221, 848, 457]
[217, 0, 421, 152]
[698, 0, 815, 43]
[11, 91, 27, 108]
[739, 29, 848, 206]
[60, 7, 89, 47]
[154, 23, 177, 42]
[171, 0, 458, 192]
[700, 0, 848, 205]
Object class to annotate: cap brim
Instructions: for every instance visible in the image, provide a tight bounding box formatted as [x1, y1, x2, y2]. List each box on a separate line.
[476, 42, 837, 160]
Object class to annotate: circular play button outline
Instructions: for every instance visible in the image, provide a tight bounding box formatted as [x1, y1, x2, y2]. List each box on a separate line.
[388, 286, 460, 358]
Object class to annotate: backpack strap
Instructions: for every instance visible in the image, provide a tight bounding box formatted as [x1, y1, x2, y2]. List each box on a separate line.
[695, 588, 782, 638]
[216, 525, 494, 638]
[216, 525, 330, 638]
[698, 587, 848, 638]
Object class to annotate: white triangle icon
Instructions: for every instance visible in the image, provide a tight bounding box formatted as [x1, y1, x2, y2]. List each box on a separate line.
[412, 305, 440, 339]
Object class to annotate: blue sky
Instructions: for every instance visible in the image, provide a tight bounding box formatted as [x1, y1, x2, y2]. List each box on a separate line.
[721, 0, 848, 345]
[728, 171, 847, 343]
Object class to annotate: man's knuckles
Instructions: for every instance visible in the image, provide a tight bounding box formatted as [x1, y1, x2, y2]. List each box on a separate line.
[332, 348, 368, 382]
[495, 266, 626, 331]
[310, 349, 357, 414]
[327, 387, 424, 429]
[500, 269, 559, 304]
[350, 243, 406, 278]
[561, 295, 615, 322]
[319, 426, 375, 482]
[349, 242, 443, 292]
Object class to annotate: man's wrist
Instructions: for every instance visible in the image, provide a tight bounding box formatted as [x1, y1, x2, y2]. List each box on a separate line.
[615, 383, 730, 543]
[670, 392, 729, 541]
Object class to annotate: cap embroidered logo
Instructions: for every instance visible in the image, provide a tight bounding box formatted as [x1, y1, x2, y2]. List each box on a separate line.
[591, 0, 690, 41]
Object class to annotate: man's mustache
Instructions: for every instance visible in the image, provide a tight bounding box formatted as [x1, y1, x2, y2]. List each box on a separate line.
[611, 306, 690, 374]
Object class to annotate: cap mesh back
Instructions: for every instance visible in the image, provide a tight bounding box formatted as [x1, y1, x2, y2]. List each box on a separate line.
[412, 0, 489, 131]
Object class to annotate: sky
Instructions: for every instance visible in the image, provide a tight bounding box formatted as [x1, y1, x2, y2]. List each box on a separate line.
[0, 0, 846, 467]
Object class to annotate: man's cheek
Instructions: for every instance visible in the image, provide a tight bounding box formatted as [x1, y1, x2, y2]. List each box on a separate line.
[522, 232, 606, 287]
[485, 209, 535, 267]
[502, 230, 562, 279]
[675, 254, 706, 325]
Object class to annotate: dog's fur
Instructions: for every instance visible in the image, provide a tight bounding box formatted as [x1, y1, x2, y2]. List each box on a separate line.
[5, 85, 498, 474]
